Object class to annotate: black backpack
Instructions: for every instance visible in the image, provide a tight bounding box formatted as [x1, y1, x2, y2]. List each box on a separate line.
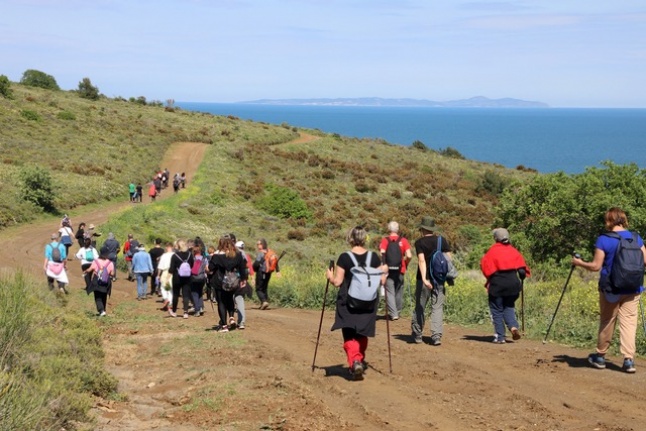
[384, 236, 403, 271]
[603, 231, 644, 292]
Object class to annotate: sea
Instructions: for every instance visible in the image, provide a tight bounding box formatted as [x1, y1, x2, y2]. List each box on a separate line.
[175, 103, 646, 174]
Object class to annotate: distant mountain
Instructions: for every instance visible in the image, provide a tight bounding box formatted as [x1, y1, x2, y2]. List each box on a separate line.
[238, 96, 549, 108]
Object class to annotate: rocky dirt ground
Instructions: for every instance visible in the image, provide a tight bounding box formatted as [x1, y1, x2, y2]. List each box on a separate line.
[1, 139, 644, 431]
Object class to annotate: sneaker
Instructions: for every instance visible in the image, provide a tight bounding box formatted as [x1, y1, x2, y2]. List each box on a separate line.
[588, 353, 606, 369]
[261, 302, 269, 310]
[492, 339, 506, 344]
[218, 326, 229, 333]
[99, 311, 107, 317]
[238, 322, 245, 330]
[351, 360, 364, 381]
[228, 317, 236, 329]
[413, 335, 423, 344]
[168, 310, 177, 318]
[623, 358, 636, 373]
[431, 336, 442, 346]
[183, 313, 189, 319]
[511, 328, 521, 341]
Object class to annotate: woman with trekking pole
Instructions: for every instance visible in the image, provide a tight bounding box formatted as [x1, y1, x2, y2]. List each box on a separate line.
[325, 226, 387, 381]
[571, 207, 645, 373]
[480, 228, 530, 344]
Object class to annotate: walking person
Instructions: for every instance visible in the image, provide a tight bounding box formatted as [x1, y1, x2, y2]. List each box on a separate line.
[83, 249, 115, 317]
[254, 238, 280, 310]
[234, 240, 254, 329]
[58, 222, 75, 260]
[325, 226, 387, 380]
[75, 222, 86, 248]
[148, 238, 165, 296]
[123, 234, 139, 282]
[157, 242, 175, 311]
[189, 245, 208, 316]
[572, 207, 645, 373]
[411, 216, 453, 346]
[480, 228, 530, 344]
[169, 240, 194, 319]
[132, 244, 154, 301]
[209, 236, 248, 332]
[101, 233, 120, 281]
[75, 237, 99, 290]
[44, 233, 69, 294]
[379, 221, 413, 321]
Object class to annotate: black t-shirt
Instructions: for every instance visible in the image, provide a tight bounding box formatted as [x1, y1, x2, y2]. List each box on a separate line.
[337, 250, 382, 286]
[148, 246, 165, 271]
[414, 235, 451, 280]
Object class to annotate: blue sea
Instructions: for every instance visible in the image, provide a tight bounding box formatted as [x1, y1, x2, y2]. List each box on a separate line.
[176, 103, 646, 174]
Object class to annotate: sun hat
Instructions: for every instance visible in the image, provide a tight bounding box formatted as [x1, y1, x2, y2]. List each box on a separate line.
[493, 228, 510, 243]
[235, 241, 245, 249]
[89, 224, 95, 230]
[418, 216, 441, 232]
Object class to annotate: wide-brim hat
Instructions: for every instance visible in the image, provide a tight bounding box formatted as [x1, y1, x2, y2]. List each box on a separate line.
[418, 216, 441, 232]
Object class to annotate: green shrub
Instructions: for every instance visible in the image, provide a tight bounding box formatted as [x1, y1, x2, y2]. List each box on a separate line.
[56, 111, 76, 121]
[411, 140, 428, 151]
[257, 184, 311, 220]
[20, 109, 41, 121]
[477, 170, 509, 196]
[19, 165, 55, 212]
[0, 74, 13, 99]
[20, 69, 60, 90]
[439, 146, 465, 159]
[77, 77, 100, 100]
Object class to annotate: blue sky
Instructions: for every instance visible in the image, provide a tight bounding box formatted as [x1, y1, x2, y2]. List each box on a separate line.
[2, 0, 645, 107]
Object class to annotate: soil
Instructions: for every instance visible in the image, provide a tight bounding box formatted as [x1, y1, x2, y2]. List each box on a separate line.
[1, 139, 644, 431]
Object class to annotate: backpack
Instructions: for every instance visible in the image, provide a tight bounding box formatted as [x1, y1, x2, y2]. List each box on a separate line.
[85, 248, 95, 262]
[96, 261, 111, 286]
[384, 236, 403, 271]
[176, 253, 192, 277]
[49, 242, 62, 263]
[264, 249, 278, 273]
[603, 231, 645, 292]
[346, 251, 383, 311]
[126, 239, 139, 258]
[61, 231, 73, 246]
[427, 236, 449, 286]
[221, 269, 241, 292]
[191, 256, 207, 282]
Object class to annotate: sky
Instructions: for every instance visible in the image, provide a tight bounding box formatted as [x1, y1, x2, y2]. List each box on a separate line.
[1, 1, 645, 107]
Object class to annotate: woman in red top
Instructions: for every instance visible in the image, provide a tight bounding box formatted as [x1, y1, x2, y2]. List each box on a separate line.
[480, 228, 530, 344]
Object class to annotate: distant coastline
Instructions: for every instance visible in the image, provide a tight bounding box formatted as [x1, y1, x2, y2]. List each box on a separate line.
[237, 96, 549, 108]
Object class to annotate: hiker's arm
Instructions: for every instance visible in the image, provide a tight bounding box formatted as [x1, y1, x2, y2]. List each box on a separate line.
[404, 247, 413, 265]
[43, 257, 48, 271]
[417, 252, 432, 289]
[643, 245, 646, 265]
[572, 248, 604, 272]
[326, 266, 345, 288]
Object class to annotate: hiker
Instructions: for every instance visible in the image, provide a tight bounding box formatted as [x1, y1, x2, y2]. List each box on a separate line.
[205, 245, 217, 303]
[75, 237, 99, 290]
[128, 182, 136, 202]
[209, 236, 248, 332]
[84, 248, 115, 317]
[325, 226, 387, 381]
[157, 242, 175, 311]
[180, 172, 186, 188]
[254, 238, 280, 310]
[163, 168, 170, 188]
[148, 238, 165, 296]
[135, 183, 143, 203]
[75, 222, 86, 248]
[169, 240, 194, 318]
[58, 222, 75, 259]
[234, 240, 254, 329]
[101, 233, 121, 281]
[149, 182, 157, 201]
[173, 174, 180, 193]
[132, 243, 154, 301]
[480, 228, 530, 344]
[84, 224, 101, 248]
[189, 245, 207, 316]
[153, 175, 162, 195]
[60, 214, 72, 229]
[123, 234, 139, 281]
[379, 221, 413, 321]
[411, 216, 453, 346]
[572, 207, 645, 373]
[44, 233, 69, 293]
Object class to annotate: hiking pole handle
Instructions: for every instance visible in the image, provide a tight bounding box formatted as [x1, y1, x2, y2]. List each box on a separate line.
[312, 260, 334, 372]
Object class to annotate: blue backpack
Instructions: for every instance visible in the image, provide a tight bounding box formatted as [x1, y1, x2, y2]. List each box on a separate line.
[603, 231, 644, 293]
[427, 236, 449, 286]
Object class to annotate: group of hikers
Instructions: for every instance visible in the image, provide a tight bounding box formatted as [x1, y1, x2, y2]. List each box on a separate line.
[128, 168, 187, 203]
[43, 214, 281, 332]
[44, 207, 643, 381]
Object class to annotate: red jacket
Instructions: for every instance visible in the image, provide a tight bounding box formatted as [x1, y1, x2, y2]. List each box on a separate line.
[480, 243, 530, 294]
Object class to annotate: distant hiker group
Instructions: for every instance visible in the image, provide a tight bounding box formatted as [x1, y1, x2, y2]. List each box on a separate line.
[128, 168, 187, 203]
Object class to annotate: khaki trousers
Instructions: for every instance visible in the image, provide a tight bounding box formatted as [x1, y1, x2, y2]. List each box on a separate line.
[596, 291, 640, 359]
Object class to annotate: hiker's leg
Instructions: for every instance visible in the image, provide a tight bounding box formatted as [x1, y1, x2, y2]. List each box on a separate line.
[429, 285, 445, 339]
[256, 274, 268, 303]
[411, 279, 429, 338]
[384, 274, 397, 319]
[617, 293, 639, 360]
[501, 294, 520, 332]
[597, 292, 620, 355]
[395, 273, 404, 316]
[47, 276, 55, 291]
[489, 294, 506, 341]
[81, 263, 91, 289]
[342, 328, 362, 367]
[127, 260, 134, 281]
[215, 288, 227, 326]
[181, 281, 191, 313]
[94, 291, 105, 314]
[357, 335, 368, 362]
[234, 294, 246, 325]
[171, 284, 181, 313]
[223, 291, 236, 321]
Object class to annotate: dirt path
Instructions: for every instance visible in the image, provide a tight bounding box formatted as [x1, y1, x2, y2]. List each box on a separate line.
[1, 138, 644, 431]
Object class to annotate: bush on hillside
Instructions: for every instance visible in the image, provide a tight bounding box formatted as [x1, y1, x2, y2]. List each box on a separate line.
[439, 146, 465, 159]
[19, 165, 55, 212]
[411, 140, 428, 151]
[0, 74, 13, 99]
[257, 185, 311, 220]
[20, 69, 60, 90]
[20, 109, 41, 121]
[77, 77, 100, 100]
[477, 170, 510, 196]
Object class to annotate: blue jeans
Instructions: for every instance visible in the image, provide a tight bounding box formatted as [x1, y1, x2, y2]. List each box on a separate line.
[135, 273, 148, 299]
[488, 294, 519, 341]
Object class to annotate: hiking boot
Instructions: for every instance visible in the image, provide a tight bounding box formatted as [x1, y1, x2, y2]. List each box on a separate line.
[413, 335, 423, 344]
[623, 358, 636, 373]
[430, 336, 442, 346]
[511, 328, 521, 341]
[351, 360, 364, 381]
[261, 302, 269, 310]
[588, 353, 606, 369]
[238, 322, 245, 330]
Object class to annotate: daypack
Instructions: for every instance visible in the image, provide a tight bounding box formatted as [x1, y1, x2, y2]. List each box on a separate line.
[384, 236, 403, 271]
[176, 253, 192, 277]
[49, 242, 62, 263]
[221, 269, 241, 292]
[85, 248, 95, 262]
[264, 249, 278, 273]
[61, 231, 73, 246]
[346, 251, 382, 311]
[428, 236, 449, 286]
[96, 261, 111, 286]
[191, 255, 207, 282]
[603, 231, 645, 292]
[126, 239, 139, 258]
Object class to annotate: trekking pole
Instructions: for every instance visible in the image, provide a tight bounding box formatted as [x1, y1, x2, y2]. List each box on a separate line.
[543, 253, 580, 344]
[312, 260, 334, 372]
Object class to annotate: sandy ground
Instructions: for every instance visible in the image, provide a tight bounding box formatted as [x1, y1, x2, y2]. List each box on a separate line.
[1, 138, 644, 431]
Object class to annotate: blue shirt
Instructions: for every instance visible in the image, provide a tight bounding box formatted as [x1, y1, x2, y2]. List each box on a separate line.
[45, 241, 67, 261]
[132, 249, 153, 273]
[595, 230, 644, 295]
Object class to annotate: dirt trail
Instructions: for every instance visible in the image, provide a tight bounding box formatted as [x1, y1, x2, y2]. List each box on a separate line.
[1, 138, 644, 431]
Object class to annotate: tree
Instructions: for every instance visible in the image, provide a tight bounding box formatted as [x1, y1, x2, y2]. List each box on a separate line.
[77, 77, 100, 100]
[20, 69, 60, 90]
[19, 165, 56, 212]
[0, 74, 13, 99]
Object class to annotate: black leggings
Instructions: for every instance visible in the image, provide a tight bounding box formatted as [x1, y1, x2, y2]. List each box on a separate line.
[215, 288, 235, 326]
[172, 280, 191, 313]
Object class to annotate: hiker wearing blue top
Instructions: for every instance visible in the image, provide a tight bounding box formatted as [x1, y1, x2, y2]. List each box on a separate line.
[44, 232, 69, 293]
[132, 244, 154, 301]
[411, 216, 452, 346]
[572, 207, 645, 374]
